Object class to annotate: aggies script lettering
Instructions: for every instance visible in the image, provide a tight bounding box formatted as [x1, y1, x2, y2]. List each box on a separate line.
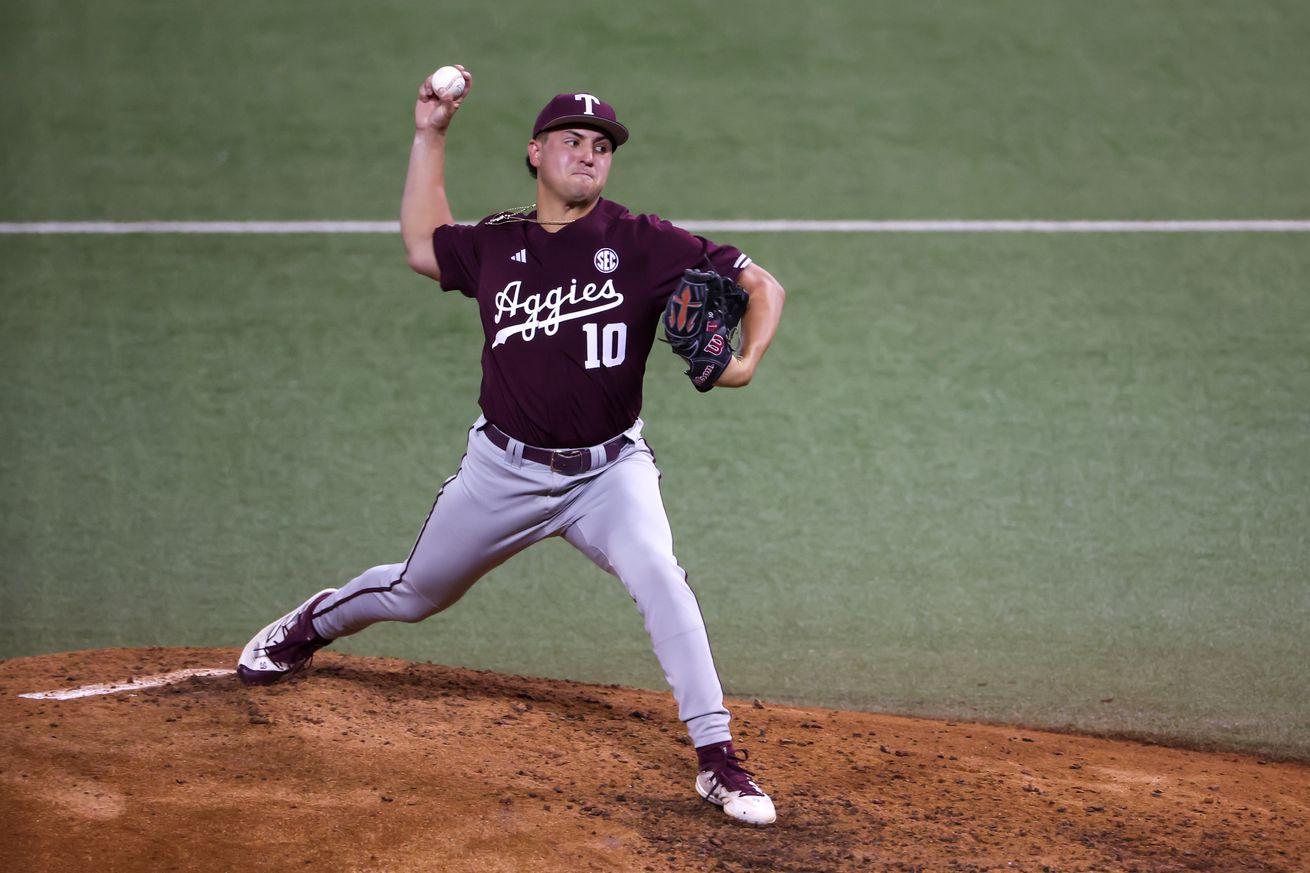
[492, 278, 624, 347]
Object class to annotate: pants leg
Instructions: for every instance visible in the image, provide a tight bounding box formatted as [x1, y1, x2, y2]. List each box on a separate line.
[562, 441, 732, 748]
[312, 426, 556, 639]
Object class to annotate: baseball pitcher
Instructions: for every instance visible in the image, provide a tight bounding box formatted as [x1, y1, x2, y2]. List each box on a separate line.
[237, 66, 786, 826]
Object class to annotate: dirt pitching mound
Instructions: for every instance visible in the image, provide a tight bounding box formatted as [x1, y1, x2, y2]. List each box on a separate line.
[2, 648, 1306, 872]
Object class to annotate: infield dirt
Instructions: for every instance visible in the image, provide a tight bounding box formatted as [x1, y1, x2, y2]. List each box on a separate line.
[2, 648, 1306, 872]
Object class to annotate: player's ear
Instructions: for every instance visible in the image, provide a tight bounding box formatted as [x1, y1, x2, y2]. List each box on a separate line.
[527, 139, 542, 169]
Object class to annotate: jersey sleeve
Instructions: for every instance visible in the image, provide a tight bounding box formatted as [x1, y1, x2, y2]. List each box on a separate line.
[702, 238, 753, 281]
[633, 213, 753, 283]
[431, 223, 482, 298]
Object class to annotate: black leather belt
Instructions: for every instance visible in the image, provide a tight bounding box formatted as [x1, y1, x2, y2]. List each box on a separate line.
[483, 423, 626, 476]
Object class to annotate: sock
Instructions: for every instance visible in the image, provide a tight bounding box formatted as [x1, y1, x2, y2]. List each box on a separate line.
[696, 740, 736, 771]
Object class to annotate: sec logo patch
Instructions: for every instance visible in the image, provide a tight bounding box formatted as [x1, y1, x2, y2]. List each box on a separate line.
[594, 248, 619, 274]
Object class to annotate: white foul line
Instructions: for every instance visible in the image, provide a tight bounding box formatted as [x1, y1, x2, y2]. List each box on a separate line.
[1, 220, 1309, 235]
[18, 668, 234, 700]
[0, 221, 399, 234]
[682, 219, 1310, 233]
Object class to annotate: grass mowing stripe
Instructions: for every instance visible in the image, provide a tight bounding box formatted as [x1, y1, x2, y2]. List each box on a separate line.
[2, 220, 1310, 234]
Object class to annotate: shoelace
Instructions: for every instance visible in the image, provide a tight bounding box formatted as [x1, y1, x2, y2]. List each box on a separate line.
[261, 613, 324, 669]
[707, 748, 766, 797]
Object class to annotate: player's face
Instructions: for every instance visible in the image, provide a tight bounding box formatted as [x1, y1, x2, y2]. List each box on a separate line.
[531, 128, 613, 206]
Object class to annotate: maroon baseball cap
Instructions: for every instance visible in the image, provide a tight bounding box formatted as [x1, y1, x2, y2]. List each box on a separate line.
[532, 92, 630, 148]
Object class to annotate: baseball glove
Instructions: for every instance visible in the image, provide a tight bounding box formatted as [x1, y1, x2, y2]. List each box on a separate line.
[663, 269, 750, 392]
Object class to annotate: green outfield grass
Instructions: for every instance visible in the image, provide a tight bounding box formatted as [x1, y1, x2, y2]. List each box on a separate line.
[3, 1, 1309, 758]
[4, 232, 1307, 759]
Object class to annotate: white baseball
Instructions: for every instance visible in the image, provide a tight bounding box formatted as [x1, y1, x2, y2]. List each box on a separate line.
[430, 65, 465, 98]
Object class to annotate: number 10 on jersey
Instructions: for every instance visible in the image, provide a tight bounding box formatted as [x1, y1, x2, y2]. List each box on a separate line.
[582, 322, 627, 369]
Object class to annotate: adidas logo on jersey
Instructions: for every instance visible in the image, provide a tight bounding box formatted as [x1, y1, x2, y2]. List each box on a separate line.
[510, 249, 527, 264]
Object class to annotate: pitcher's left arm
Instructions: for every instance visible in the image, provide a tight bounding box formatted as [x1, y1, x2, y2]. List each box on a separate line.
[717, 264, 785, 388]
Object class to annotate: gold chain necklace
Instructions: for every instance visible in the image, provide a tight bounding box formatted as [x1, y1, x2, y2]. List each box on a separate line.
[486, 204, 578, 226]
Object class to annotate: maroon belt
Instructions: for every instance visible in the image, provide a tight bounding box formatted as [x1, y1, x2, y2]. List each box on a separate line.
[482, 424, 626, 476]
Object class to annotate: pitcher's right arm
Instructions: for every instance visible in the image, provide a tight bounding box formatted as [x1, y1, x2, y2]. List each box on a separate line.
[401, 65, 473, 280]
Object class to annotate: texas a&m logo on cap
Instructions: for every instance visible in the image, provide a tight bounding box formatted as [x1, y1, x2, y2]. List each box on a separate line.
[532, 93, 630, 148]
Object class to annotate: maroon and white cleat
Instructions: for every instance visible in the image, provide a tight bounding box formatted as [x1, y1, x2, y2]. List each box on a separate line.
[236, 589, 336, 686]
[695, 741, 777, 825]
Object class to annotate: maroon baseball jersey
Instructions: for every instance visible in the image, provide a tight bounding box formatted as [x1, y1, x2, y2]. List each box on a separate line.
[432, 198, 753, 447]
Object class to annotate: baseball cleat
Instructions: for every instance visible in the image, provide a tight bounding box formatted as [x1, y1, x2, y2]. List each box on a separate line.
[236, 589, 336, 686]
[695, 742, 776, 825]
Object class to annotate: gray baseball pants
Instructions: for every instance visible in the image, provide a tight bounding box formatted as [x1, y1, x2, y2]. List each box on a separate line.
[309, 417, 733, 748]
